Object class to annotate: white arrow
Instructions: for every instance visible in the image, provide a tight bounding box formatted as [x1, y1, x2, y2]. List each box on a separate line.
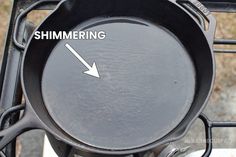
[65, 43, 100, 78]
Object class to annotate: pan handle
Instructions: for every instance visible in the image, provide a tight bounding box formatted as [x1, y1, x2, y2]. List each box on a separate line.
[177, 0, 216, 45]
[0, 105, 40, 150]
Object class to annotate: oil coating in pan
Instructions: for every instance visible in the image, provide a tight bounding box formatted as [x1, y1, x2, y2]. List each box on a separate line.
[41, 17, 196, 150]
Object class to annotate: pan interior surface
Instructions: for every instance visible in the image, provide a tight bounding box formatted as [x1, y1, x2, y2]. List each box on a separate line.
[41, 17, 196, 150]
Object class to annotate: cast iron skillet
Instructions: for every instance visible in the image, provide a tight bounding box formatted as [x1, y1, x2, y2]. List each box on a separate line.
[0, 0, 216, 156]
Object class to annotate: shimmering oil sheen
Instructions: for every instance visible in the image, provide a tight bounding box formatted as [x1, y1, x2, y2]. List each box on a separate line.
[41, 17, 196, 150]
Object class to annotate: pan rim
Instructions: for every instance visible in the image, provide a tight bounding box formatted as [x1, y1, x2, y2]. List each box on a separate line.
[20, 0, 216, 155]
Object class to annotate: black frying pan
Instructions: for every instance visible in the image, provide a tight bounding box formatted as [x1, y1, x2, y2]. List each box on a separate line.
[0, 0, 216, 156]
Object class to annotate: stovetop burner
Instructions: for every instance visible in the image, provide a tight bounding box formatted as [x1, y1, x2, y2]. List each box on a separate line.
[0, 0, 236, 157]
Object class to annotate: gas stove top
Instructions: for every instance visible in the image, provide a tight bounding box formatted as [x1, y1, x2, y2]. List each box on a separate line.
[0, 0, 236, 157]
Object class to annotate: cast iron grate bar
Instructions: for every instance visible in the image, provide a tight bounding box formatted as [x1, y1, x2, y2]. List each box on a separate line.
[199, 114, 236, 157]
[214, 39, 236, 45]
[214, 39, 236, 53]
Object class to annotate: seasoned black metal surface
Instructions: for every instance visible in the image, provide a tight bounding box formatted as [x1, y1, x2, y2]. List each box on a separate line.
[0, 1, 214, 156]
[41, 17, 196, 150]
[0, 0, 235, 156]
